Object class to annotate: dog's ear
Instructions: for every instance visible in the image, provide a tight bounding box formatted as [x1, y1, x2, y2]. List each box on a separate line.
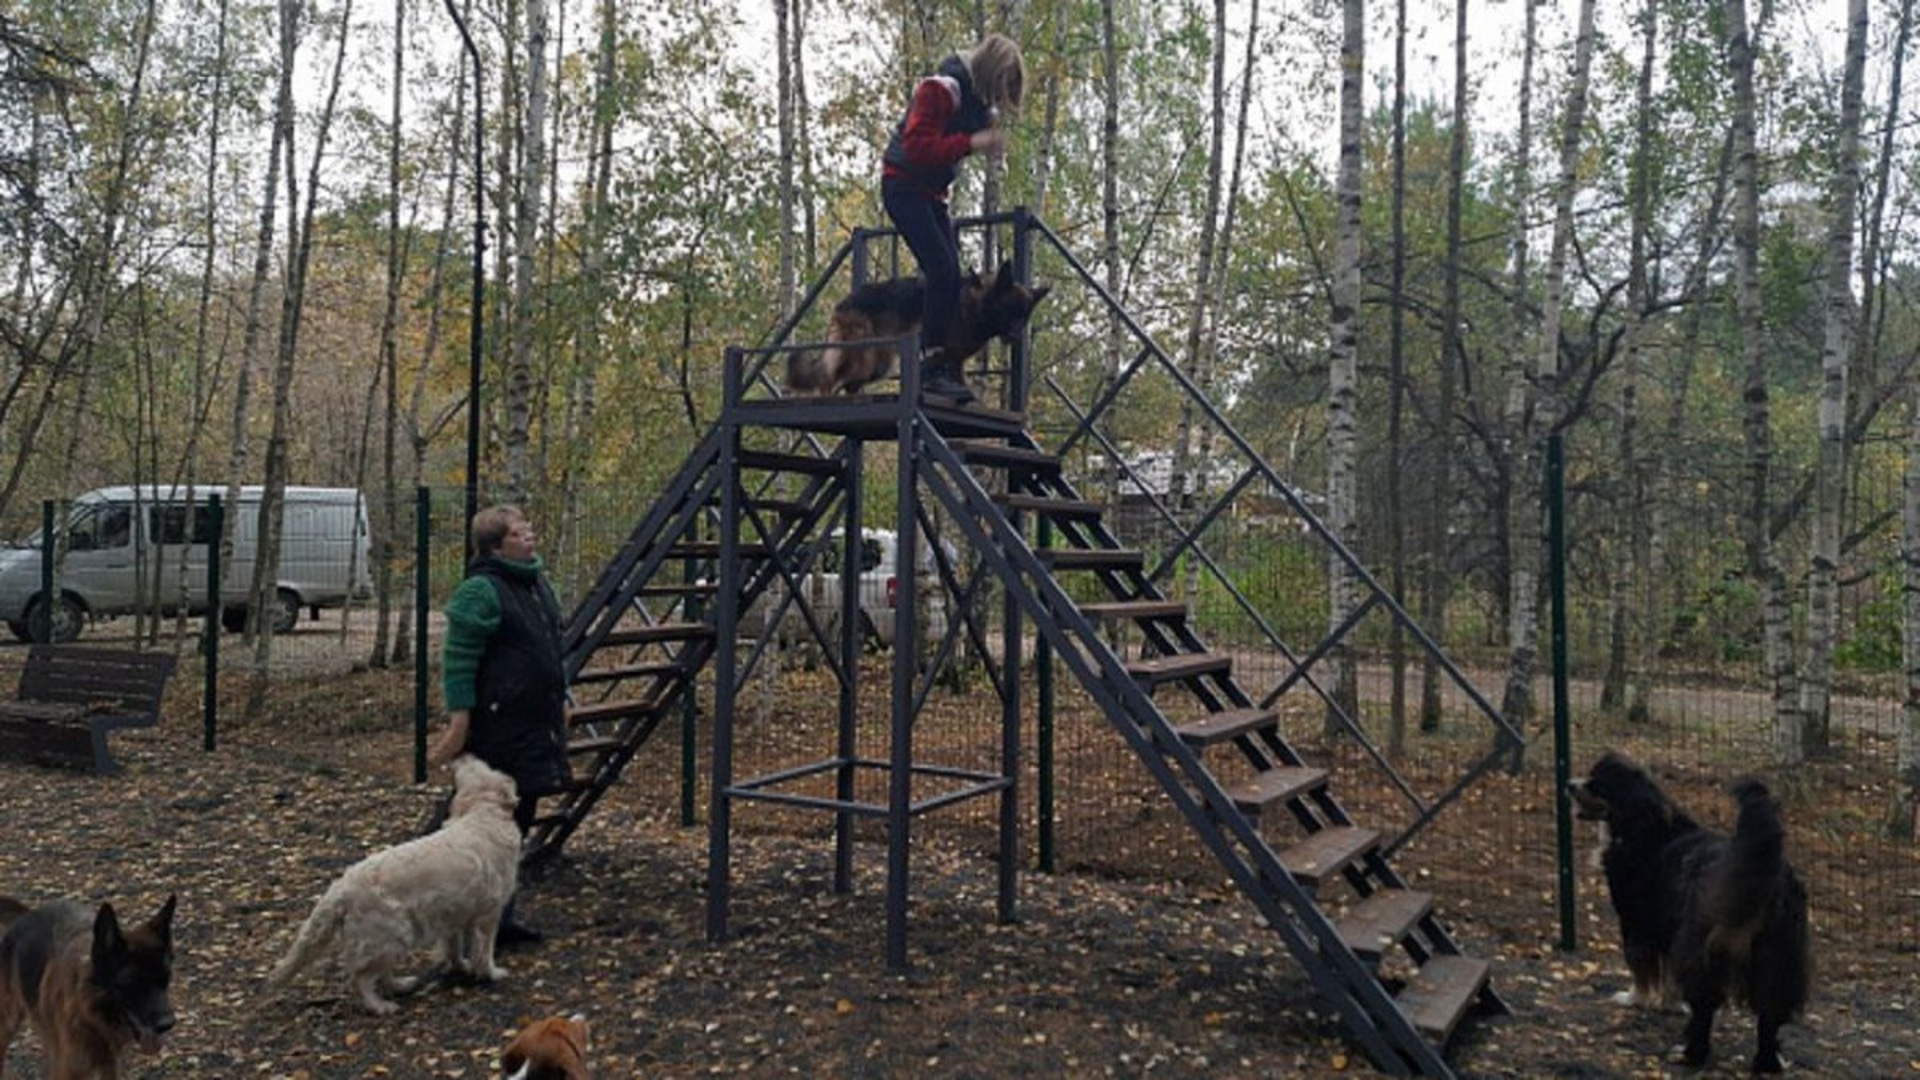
[92, 901, 127, 962]
[992, 261, 1015, 291]
[150, 893, 177, 942]
[1027, 284, 1051, 308]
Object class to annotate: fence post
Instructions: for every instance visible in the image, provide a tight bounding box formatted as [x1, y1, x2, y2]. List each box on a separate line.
[204, 495, 223, 752]
[1549, 434, 1576, 951]
[414, 486, 431, 784]
[37, 499, 53, 643]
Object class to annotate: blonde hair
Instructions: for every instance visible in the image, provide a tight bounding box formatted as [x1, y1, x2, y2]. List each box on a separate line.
[470, 504, 527, 556]
[966, 33, 1025, 115]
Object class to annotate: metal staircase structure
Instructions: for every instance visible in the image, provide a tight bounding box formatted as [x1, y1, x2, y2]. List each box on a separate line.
[524, 209, 1520, 1077]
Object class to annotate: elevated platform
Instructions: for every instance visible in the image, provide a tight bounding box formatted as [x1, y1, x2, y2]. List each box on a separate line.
[732, 388, 1028, 441]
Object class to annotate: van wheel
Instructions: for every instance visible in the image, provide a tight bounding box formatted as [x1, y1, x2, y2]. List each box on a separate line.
[25, 594, 84, 644]
[6, 619, 29, 642]
[272, 589, 299, 634]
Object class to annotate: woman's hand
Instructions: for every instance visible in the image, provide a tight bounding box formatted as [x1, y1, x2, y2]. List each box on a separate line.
[428, 709, 471, 768]
[970, 128, 1006, 160]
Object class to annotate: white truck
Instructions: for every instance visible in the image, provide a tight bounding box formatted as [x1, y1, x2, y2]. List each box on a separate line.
[0, 485, 374, 642]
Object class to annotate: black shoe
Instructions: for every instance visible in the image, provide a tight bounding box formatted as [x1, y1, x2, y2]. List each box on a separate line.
[497, 920, 546, 948]
[922, 367, 976, 405]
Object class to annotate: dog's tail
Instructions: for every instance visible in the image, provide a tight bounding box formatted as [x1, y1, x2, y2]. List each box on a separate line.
[265, 883, 349, 989]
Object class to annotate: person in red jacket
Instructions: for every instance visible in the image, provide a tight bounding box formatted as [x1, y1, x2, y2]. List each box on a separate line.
[881, 33, 1026, 404]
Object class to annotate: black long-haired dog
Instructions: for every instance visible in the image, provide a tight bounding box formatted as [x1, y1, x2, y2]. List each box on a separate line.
[1568, 752, 1810, 1073]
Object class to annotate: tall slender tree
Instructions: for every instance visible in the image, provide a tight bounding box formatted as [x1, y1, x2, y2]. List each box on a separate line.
[1801, 0, 1868, 754]
[1500, 0, 1596, 758]
[1326, 0, 1363, 735]
[1728, 0, 1801, 763]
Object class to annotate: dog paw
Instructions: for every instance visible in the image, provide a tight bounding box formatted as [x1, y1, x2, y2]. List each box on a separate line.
[479, 964, 508, 982]
[361, 997, 400, 1016]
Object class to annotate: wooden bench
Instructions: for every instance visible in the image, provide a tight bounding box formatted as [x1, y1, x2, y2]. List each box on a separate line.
[0, 646, 178, 775]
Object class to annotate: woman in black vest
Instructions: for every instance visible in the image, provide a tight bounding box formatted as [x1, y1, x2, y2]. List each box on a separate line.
[431, 504, 568, 945]
[881, 32, 1026, 404]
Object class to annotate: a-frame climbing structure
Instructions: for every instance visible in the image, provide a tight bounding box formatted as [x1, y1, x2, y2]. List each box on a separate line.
[527, 209, 1521, 1078]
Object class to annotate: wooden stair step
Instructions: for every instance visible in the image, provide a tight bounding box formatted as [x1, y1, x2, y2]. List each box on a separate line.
[668, 541, 772, 559]
[1079, 599, 1188, 622]
[567, 735, 626, 756]
[569, 698, 660, 726]
[1037, 547, 1143, 571]
[1335, 889, 1435, 962]
[1127, 651, 1231, 687]
[597, 622, 713, 647]
[737, 448, 841, 475]
[1175, 708, 1275, 747]
[953, 441, 1062, 474]
[1277, 826, 1378, 889]
[634, 581, 719, 598]
[1397, 954, 1490, 1042]
[996, 493, 1104, 520]
[571, 660, 680, 685]
[1225, 766, 1326, 815]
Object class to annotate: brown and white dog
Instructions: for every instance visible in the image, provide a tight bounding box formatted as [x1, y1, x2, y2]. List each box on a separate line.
[502, 1013, 592, 1080]
[0, 893, 178, 1079]
[786, 261, 1051, 396]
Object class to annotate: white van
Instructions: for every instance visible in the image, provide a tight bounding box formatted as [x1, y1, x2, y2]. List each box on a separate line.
[0, 485, 374, 642]
[743, 527, 955, 651]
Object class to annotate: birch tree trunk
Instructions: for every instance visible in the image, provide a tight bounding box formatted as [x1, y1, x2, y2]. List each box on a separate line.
[220, 0, 296, 643]
[397, 96, 475, 666]
[1171, 0, 1227, 607]
[1603, 0, 1659, 722]
[776, 0, 796, 322]
[1326, 0, 1363, 738]
[245, 0, 352, 720]
[1385, 0, 1409, 754]
[171, 0, 232, 651]
[1801, 0, 1867, 755]
[563, 0, 613, 579]
[1099, 0, 1123, 510]
[1420, 0, 1472, 733]
[793, 0, 817, 265]
[1500, 0, 1595, 760]
[504, 0, 548, 503]
[370, 0, 408, 667]
[1879, 0, 1916, 837]
[1728, 0, 1802, 764]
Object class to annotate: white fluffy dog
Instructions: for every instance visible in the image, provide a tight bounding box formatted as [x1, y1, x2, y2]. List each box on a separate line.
[267, 755, 522, 1014]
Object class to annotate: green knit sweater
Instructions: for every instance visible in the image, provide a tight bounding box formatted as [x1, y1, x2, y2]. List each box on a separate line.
[440, 555, 547, 711]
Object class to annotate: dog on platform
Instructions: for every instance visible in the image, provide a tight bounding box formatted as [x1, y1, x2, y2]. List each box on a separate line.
[502, 1012, 592, 1079]
[267, 755, 521, 1015]
[1568, 751, 1811, 1073]
[786, 261, 1050, 396]
[0, 892, 178, 1079]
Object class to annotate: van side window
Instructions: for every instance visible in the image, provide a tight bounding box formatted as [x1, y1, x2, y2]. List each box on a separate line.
[97, 506, 132, 549]
[68, 510, 98, 551]
[151, 504, 217, 545]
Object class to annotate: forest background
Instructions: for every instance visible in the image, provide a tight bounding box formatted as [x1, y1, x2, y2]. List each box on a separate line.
[1, 0, 1917, 826]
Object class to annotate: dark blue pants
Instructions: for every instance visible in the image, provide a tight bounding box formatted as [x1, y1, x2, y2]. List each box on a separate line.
[882, 186, 960, 355]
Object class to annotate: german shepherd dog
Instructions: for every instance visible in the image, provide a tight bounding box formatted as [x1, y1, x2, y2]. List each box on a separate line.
[0, 893, 177, 1079]
[1569, 753, 1810, 1073]
[786, 261, 1051, 396]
